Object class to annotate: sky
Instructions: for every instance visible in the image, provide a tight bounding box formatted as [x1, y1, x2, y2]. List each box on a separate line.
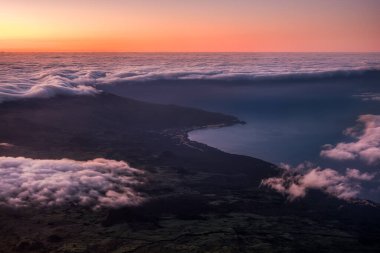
[0, 0, 379, 52]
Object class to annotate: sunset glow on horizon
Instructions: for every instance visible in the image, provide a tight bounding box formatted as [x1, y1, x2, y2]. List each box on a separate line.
[1, 0, 380, 52]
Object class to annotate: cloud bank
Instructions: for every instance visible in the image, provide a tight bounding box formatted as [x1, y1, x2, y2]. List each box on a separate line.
[1, 53, 379, 103]
[0, 83, 99, 103]
[321, 115, 380, 165]
[0, 157, 145, 209]
[262, 163, 375, 200]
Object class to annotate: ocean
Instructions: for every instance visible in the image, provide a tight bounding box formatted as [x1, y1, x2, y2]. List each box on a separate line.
[1, 52, 380, 200]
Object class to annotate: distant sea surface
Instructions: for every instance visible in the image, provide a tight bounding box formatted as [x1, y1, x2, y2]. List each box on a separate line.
[1, 52, 380, 200]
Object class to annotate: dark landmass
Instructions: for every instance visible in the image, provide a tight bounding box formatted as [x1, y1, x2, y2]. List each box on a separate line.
[0, 93, 379, 253]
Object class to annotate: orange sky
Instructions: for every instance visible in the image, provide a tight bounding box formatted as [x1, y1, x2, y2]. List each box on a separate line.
[1, 0, 379, 52]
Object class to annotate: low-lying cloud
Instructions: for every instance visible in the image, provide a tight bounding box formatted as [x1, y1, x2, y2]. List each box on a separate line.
[0, 143, 14, 148]
[262, 163, 376, 200]
[321, 115, 380, 165]
[0, 157, 145, 209]
[0, 83, 99, 103]
[1, 52, 379, 104]
[355, 93, 380, 102]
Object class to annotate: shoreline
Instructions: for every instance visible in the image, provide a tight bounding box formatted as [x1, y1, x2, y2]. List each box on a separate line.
[175, 120, 246, 152]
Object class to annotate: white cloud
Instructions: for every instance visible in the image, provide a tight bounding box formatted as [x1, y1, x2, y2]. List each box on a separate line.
[0, 143, 14, 148]
[0, 157, 145, 209]
[262, 163, 376, 200]
[0, 83, 99, 103]
[321, 115, 380, 165]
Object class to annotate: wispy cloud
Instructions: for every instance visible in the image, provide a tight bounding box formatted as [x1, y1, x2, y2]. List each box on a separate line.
[0, 143, 14, 148]
[0, 157, 145, 209]
[354, 93, 380, 102]
[262, 163, 376, 200]
[321, 115, 380, 165]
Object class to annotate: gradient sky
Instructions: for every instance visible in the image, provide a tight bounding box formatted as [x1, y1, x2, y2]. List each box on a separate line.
[1, 0, 379, 52]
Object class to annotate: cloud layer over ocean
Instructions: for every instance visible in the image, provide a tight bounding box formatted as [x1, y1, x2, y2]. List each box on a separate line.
[0, 157, 145, 209]
[1, 53, 379, 103]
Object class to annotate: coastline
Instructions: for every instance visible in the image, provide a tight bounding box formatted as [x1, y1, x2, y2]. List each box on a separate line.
[172, 120, 246, 152]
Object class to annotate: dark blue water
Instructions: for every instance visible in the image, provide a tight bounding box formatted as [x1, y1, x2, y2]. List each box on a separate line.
[103, 74, 379, 165]
[103, 70, 380, 201]
[188, 79, 380, 166]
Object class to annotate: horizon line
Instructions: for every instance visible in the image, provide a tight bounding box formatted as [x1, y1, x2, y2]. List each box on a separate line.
[2, 51, 380, 54]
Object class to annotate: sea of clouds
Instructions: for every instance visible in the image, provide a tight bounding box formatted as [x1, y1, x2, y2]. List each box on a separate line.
[0, 157, 145, 209]
[1, 52, 379, 103]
